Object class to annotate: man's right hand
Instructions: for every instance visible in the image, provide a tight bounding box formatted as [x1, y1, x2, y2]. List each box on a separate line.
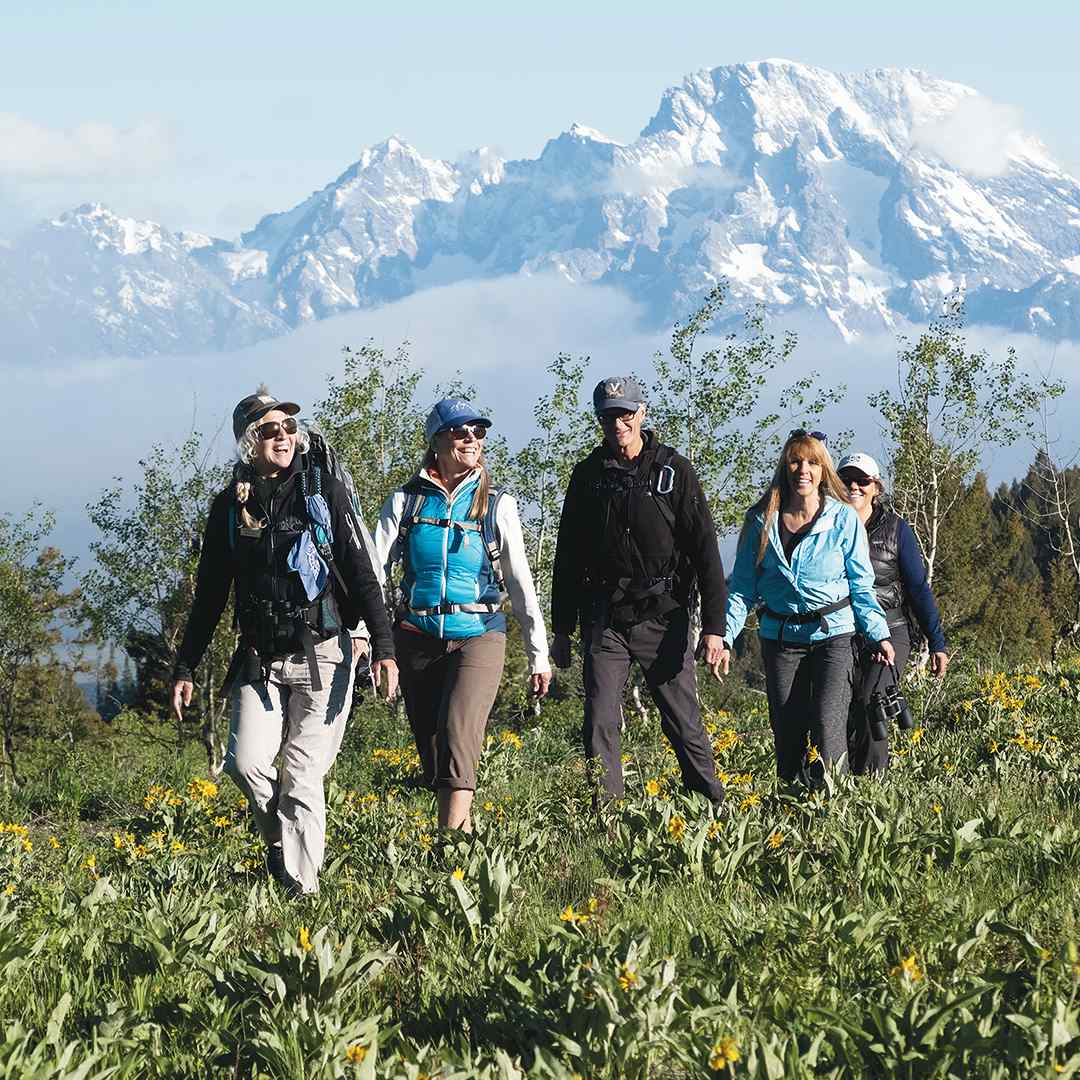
[551, 634, 572, 669]
[172, 680, 194, 723]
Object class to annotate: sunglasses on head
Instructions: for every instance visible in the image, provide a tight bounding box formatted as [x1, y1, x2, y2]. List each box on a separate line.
[789, 428, 828, 445]
[446, 423, 487, 441]
[255, 416, 298, 440]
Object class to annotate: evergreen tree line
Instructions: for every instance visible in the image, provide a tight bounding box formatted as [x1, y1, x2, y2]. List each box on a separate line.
[0, 288, 1075, 781]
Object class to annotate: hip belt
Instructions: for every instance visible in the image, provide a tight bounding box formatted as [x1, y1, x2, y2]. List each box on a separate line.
[762, 596, 852, 644]
[405, 599, 501, 617]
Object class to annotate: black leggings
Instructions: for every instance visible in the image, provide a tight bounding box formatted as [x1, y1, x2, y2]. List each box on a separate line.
[761, 634, 855, 784]
[848, 622, 912, 774]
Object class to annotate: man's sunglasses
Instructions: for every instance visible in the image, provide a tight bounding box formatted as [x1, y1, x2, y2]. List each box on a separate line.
[598, 409, 639, 425]
[789, 428, 828, 445]
[255, 416, 299, 440]
[839, 471, 876, 489]
[447, 423, 487, 441]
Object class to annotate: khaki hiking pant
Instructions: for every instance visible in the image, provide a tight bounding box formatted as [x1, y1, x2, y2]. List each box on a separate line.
[225, 631, 355, 894]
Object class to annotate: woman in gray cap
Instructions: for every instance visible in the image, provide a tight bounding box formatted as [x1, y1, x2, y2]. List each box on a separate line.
[837, 451, 949, 773]
[373, 397, 551, 833]
[171, 389, 397, 896]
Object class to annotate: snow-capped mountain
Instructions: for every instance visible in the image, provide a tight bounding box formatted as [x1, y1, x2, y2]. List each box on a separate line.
[5, 59, 1080, 362]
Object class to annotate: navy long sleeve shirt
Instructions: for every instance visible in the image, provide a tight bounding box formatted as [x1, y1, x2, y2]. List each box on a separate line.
[895, 518, 947, 654]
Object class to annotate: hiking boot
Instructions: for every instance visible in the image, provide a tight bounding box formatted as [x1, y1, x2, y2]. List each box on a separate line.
[265, 844, 303, 899]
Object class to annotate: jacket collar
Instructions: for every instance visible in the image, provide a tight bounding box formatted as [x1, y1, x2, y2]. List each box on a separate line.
[765, 496, 845, 573]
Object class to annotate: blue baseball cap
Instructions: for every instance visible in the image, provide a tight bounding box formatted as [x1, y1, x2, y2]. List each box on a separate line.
[424, 398, 492, 442]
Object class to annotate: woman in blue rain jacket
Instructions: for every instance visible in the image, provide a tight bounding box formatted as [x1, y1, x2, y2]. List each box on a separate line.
[724, 430, 894, 784]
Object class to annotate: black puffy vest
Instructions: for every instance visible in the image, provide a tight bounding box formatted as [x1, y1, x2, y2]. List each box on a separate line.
[866, 505, 904, 617]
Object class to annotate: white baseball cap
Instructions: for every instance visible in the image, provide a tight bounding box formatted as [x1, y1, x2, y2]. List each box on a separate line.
[837, 452, 881, 480]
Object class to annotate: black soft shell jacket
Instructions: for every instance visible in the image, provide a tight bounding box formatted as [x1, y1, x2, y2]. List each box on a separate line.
[173, 457, 393, 681]
[551, 431, 727, 638]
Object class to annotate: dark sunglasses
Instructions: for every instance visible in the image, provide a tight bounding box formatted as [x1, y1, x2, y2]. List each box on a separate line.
[255, 416, 298, 440]
[598, 409, 639, 425]
[839, 471, 876, 489]
[447, 423, 487, 441]
[789, 428, 828, 446]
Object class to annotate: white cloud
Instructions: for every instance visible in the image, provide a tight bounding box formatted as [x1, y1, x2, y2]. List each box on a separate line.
[0, 114, 175, 181]
[910, 95, 1028, 178]
[606, 159, 736, 197]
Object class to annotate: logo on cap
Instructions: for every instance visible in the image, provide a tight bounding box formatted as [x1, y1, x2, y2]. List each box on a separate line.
[604, 380, 624, 397]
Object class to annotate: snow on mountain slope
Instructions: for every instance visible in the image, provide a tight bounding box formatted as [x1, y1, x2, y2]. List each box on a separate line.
[5, 60, 1080, 362]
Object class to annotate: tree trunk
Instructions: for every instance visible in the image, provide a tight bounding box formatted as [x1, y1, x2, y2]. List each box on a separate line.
[0, 667, 21, 789]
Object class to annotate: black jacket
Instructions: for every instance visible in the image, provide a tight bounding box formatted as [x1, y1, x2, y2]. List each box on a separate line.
[173, 454, 393, 680]
[551, 431, 727, 637]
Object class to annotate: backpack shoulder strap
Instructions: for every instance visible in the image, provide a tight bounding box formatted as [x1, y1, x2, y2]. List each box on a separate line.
[397, 489, 425, 551]
[483, 488, 507, 592]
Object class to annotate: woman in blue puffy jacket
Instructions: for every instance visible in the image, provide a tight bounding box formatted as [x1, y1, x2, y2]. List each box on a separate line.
[724, 431, 895, 784]
[374, 398, 552, 832]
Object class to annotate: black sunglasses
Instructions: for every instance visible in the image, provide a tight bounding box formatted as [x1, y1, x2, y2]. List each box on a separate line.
[839, 471, 876, 488]
[446, 423, 487, 441]
[255, 416, 298, 440]
[789, 428, 828, 446]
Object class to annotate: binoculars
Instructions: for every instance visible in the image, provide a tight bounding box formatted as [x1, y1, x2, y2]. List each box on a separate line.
[869, 675, 914, 743]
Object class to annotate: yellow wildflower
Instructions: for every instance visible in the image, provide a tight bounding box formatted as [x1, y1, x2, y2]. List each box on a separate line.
[82, 854, 96, 871]
[932, 803, 942, 815]
[188, 777, 218, 799]
[644, 778, 661, 797]
[709, 1037, 740, 1071]
[213, 815, 229, 828]
[739, 792, 762, 811]
[298, 926, 312, 952]
[766, 830, 784, 850]
[344, 1044, 367, 1064]
[891, 953, 924, 982]
[1, 884, 13, 898]
[559, 904, 577, 923]
[170, 840, 186, 854]
[451, 867, 465, 881]
[806, 744, 820, 764]
[617, 963, 639, 991]
[48, 836, 60, 850]
[910, 726, 923, 744]
[707, 821, 721, 840]
[668, 815, 686, 841]
[20, 839, 32, 853]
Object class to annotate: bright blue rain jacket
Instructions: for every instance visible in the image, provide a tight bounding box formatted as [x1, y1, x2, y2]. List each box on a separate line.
[400, 473, 505, 640]
[726, 497, 890, 645]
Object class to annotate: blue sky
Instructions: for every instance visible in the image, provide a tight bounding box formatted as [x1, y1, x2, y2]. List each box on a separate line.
[3, 1, 1079, 238]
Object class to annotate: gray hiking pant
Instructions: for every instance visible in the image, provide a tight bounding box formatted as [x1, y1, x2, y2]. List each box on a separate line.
[582, 609, 724, 802]
[225, 631, 355, 894]
[761, 633, 855, 784]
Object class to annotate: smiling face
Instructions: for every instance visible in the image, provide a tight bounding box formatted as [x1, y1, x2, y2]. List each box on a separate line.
[598, 404, 645, 455]
[251, 409, 297, 477]
[435, 422, 486, 473]
[785, 450, 824, 501]
[839, 468, 877, 511]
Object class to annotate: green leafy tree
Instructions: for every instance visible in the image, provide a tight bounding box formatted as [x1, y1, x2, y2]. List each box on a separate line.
[870, 296, 1063, 586]
[82, 435, 235, 774]
[313, 342, 429, 525]
[0, 510, 80, 785]
[649, 283, 845, 533]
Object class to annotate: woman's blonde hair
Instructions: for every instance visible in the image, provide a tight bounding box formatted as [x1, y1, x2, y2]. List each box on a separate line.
[740, 432, 850, 566]
[421, 436, 489, 520]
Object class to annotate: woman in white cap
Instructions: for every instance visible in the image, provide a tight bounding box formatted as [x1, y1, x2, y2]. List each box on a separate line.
[373, 398, 551, 832]
[837, 452, 949, 773]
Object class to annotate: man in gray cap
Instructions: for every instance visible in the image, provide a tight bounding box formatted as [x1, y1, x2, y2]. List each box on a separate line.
[551, 377, 729, 804]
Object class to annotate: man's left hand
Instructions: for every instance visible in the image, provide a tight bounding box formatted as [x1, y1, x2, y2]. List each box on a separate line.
[696, 633, 730, 680]
[531, 671, 552, 698]
[372, 658, 399, 700]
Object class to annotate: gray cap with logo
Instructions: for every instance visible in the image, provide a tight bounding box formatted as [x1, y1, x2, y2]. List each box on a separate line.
[593, 376, 645, 415]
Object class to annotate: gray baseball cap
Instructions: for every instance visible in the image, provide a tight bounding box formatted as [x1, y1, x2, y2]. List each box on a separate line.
[232, 391, 300, 441]
[593, 376, 645, 415]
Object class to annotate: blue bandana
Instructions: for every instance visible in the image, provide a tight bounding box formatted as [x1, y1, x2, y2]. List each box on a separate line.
[287, 494, 333, 600]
